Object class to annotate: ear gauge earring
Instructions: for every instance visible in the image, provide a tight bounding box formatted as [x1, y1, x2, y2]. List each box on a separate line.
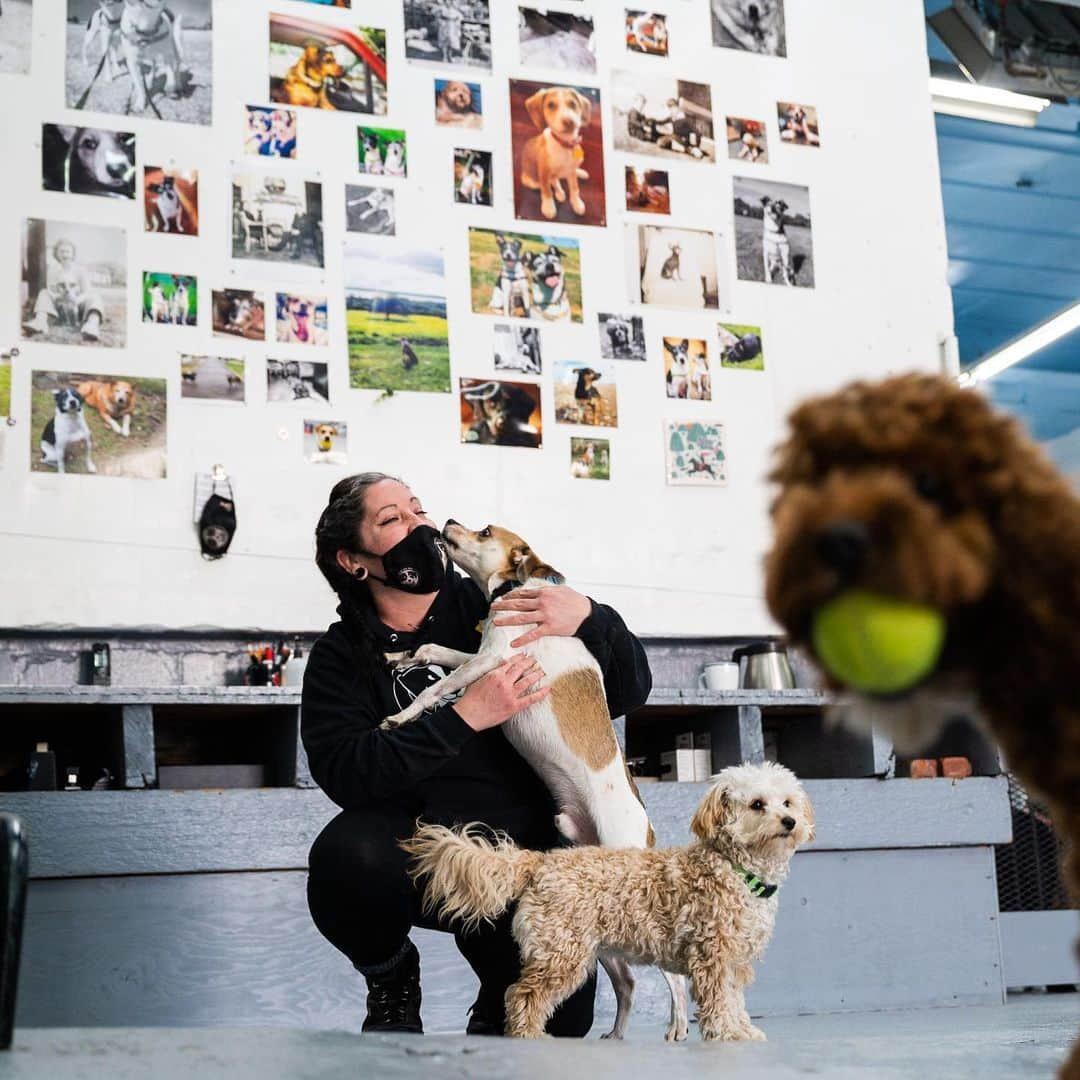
[353, 566, 369, 581]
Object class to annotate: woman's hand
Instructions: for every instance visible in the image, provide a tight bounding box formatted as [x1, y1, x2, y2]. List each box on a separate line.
[489, 585, 592, 648]
[454, 654, 550, 732]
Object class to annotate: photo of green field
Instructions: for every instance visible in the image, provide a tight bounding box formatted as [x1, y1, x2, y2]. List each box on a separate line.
[345, 242, 450, 393]
[0, 354, 11, 417]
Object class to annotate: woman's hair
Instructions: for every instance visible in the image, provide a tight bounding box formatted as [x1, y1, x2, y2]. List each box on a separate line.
[52, 239, 76, 260]
[314, 471, 401, 665]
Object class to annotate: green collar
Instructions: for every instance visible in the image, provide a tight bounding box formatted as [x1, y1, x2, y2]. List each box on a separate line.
[730, 863, 778, 899]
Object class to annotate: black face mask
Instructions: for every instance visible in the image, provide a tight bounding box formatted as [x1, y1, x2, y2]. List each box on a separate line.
[363, 525, 448, 594]
[199, 493, 236, 560]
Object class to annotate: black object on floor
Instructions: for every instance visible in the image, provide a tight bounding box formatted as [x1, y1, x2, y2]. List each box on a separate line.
[0, 813, 29, 1051]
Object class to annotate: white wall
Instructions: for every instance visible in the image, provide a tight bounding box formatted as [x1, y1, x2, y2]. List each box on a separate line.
[0, 0, 953, 634]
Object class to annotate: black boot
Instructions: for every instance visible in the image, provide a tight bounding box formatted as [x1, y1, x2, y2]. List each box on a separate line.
[465, 983, 506, 1036]
[360, 940, 423, 1034]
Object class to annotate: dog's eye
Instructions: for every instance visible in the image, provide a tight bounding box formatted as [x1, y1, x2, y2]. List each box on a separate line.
[479, 527, 492, 539]
[783, 800, 791, 808]
[750, 799, 765, 812]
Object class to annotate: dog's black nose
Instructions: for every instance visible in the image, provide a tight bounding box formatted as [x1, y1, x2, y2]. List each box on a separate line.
[781, 816, 796, 831]
[444, 518, 458, 528]
[815, 520, 869, 582]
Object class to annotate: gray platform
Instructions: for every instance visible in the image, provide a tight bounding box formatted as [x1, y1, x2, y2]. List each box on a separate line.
[1, 995, 1075, 1079]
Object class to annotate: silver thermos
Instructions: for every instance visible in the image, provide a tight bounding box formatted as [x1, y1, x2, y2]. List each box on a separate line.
[731, 641, 796, 690]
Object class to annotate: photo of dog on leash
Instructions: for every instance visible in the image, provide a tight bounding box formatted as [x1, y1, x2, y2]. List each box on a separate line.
[30, 369, 166, 478]
[143, 166, 198, 234]
[0, 0, 33, 75]
[666, 419, 727, 485]
[142, 272, 197, 326]
[510, 79, 606, 228]
[405, 762, 812, 1038]
[66, 0, 212, 124]
[459, 379, 542, 448]
[179, 354, 245, 403]
[733, 176, 814, 288]
[42, 124, 136, 199]
[711, 0, 786, 57]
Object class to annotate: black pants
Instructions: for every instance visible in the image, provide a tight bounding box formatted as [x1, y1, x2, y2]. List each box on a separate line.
[307, 807, 596, 1037]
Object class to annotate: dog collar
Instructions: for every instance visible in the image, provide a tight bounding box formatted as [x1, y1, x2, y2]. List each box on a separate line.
[489, 576, 561, 602]
[730, 863, 778, 899]
[549, 130, 582, 150]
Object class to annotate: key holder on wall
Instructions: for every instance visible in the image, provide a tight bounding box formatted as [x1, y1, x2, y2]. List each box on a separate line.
[193, 465, 237, 560]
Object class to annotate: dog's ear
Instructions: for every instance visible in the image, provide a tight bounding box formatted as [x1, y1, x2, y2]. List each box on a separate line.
[690, 780, 736, 842]
[524, 89, 549, 131]
[797, 790, 816, 843]
[571, 89, 593, 126]
[510, 545, 539, 583]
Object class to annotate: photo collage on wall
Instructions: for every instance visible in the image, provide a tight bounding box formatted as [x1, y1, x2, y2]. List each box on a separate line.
[3, 1, 818, 483]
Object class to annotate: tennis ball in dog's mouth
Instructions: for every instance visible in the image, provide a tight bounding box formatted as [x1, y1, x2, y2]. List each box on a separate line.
[810, 589, 946, 696]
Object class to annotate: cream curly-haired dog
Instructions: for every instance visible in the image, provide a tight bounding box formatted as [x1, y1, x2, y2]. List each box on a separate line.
[403, 762, 814, 1040]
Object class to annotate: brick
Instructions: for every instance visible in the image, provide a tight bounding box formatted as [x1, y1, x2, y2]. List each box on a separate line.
[940, 756, 973, 779]
[909, 758, 939, 779]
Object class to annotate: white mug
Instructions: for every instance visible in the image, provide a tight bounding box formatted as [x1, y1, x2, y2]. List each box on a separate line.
[698, 661, 740, 691]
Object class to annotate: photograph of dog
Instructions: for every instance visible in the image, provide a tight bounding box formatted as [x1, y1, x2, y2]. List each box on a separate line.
[42, 124, 136, 199]
[143, 167, 198, 234]
[625, 165, 670, 216]
[612, 71, 715, 163]
[511, 80, 605, 227]
[66, 0, 211, 124]
[435, 78, 482, 127]
[454, 148, 493, 206]
[231, 172, 324, 268]
[358, 127, 407, 177]
[718, 321, 765, 371]
[30, 369, 166, 478]
[275, 293, 329, 347]
[404, 762, 812, 1038]
[711, 0, 786, 56]
[553, 360, 618, 428]
[404, 0, 492, 71]
[179, 354, 245, 402]
[345, 241, 450, 393]
[663, 337, 710, 401]
[267, 358, 329, 404]
[777, 100, 820, 146]
[0, 0, 33, 75]
[666, 419, 727, 485]
[269, 14, 387, 114]
[303, 418, 347, 465]
[142, 273, 196, 327]
[626, 10, 668, 56]
[21, 219, 126, 348]
[459, 378, 542, 447]
[518, 7, 596, 73]
[468, 226, 583, 323]
[598, 312, 647, 362]
[493, 323, 542, 375]
[345, 184, 395, 235]
[570, 436, 610, 480]
[629, 224, 723, 310]
[244, 105, 297, 158]
[211, 288, 265, 341]
[727, 115, 769, 164]
[733, 176, 814, 287]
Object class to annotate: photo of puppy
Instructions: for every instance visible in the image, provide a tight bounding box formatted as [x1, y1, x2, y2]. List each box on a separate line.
[460, 377, 542, 448]
[733, 176, 814, 288]
[718, 321, 765, 371]
[303, 418, 348, 465]
[269, 15, 387, 114]
[143, 167, 198, 235]
[42, 124, 136, 199]
[345, 184, 396, 235]
[403, 0, 492, 71]
[626, 10, 668, 56]
[727, 116, 768, 164]
[666, 419, 726, 485]
[598, 312, 647, 361]
[711, 0, 786, 57]
[454, 149, 493, 206]
[212, 288, 265, 341]
[512, 80, 605, 227]
[469, 227, 583, 323]
[358, 127, 407, 177]
[276, 293, 329, 347]
[142, 273, 197, 326]
[777, 101, 820, 147]
[553, 359, 617, 428]
[625, 166, 670, 215]
[628, 224, 724, 310]
[612, 71, 715, 163]
[570, 436, 610, 480]
[404, 763, 812, 1038]
[493, 323, 542, 375]
[30, 369, 166, 479]
[0, 0, 33, 76]
[266, 358, 329, 404]
[518, 7, 596, 73]
[179, 354, 245, 402]
[435, 78, 482, 128]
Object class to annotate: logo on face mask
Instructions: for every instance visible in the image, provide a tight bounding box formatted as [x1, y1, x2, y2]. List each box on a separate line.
[398, 567, 420, 587]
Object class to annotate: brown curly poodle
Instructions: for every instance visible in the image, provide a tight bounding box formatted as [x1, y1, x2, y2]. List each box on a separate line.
[764, 372, 1080, 1079]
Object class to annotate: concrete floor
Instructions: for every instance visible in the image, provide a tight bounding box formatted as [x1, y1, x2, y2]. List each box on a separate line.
[1, 994, 1075, 1079]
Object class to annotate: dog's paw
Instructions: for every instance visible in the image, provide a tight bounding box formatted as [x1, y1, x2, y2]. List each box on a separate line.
[379, 713, 408, 730]
[664, 1020, 690, 1043]
[743, 1024, 766, 1041]
[599, 1029, 623, 1041]
[86, 462, 97, 474]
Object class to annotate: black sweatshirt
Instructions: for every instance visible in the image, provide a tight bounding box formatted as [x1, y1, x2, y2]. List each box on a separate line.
[301, 570, 652, 846]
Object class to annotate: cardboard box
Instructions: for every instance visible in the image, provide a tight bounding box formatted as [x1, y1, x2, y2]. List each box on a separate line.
[660, 749, 713, 782]
[693, 748, 712, 781]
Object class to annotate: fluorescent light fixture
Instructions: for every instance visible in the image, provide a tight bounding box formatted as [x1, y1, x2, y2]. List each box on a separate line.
[930, 76, 1051, 127]
[965, 301, 1080, 382]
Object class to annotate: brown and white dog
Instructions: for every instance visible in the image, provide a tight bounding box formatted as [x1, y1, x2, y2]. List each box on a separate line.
[282, 43, 345, 110]
[76, 379, 136, 437]
[520, 86, 592, 220]
[119, 0, 184, 115]
[383, 522, 689, 1042]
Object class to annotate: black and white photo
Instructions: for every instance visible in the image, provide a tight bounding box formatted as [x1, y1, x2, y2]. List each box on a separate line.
[404, 0, 492, 71]
[493, 323, 542, 375]
[710, 0, 786, 57]
[598, 312, 647, 361]
[231, 171, 324, 268]
[733, 176, 814, 288]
